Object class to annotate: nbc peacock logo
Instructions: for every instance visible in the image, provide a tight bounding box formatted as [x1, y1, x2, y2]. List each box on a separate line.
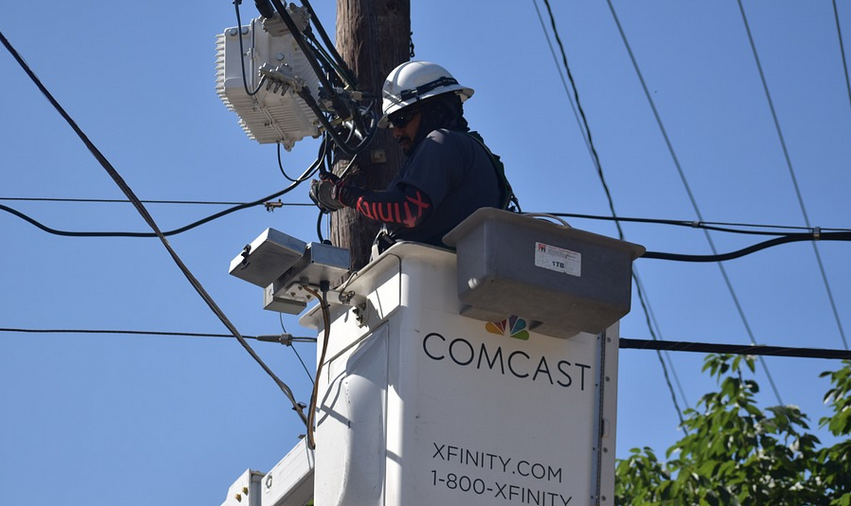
[485, 315, 530, 341]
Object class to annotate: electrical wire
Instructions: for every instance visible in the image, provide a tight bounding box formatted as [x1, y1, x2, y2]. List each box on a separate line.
[606, 0, 785, 405]
[532, 0, 598, 172]
[263, 0, 378, 157]
[278, 314, 315, 384]
[278, 142, 303, 182]
[737, 0, 848, 351]
[545, 211, 851, 235]
[233, 2, 266, 96]
[631, 270, 689, 428]
[316, 209, 326, 243]
[620, 338, 851, 360]
[5, 196, 849, 237]
[537, 0, 690, 425]
[0, 28, 309, 427]
[0, 327, 316, 343]
[298, 0, 358, 87]
[296, 88, 379, 157]
[5, 327, 847, 360]
[0, 149, 322, 238]
[302, 284, 331, 450]
[267, 0, 342, 100]
[836, 0, 851, 119]
[642, 231, 851, 262]
[0, 197, 266, 206]
[289, 342, 315, 385]
[5, 198, 851, 261]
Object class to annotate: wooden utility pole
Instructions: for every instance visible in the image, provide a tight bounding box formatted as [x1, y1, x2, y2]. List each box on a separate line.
[330, 0, 411, 270]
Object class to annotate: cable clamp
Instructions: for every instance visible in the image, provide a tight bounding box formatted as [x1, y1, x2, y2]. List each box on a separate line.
[813, 227, 821, 240]
[265, 199, 283, 212]
[240, 244, 252, 266]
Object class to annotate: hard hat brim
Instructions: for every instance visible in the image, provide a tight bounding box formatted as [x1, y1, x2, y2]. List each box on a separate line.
[379, 87, 474, 128]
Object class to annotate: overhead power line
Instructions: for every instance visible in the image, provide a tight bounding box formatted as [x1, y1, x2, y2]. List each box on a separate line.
[0, 196, 314, 207]
[0, 28, 309, 427]
[737, 0, 848, 351]
[545, 212, 851, 235]
[4, 199, 851, 260]
[534, 0, 689, 428]
[8, 198, 851, 238]
[607, 0, 785, 406]
[641, 231, 851, 263]
[6, 327, 846, 360]
[0, 196, 310, 237]
[836, 0, 851, 117]
[0, 327, 316, 344]
[620, 338, 851, 360]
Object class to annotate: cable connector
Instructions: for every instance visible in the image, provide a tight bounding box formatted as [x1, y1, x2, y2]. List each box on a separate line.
[255, 333, 295, 345]
[265, 199, 283, 212]
[813, 227, 821, 241]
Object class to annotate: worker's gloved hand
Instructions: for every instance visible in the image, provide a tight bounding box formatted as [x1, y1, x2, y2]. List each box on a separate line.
[309, 178, 345, 213]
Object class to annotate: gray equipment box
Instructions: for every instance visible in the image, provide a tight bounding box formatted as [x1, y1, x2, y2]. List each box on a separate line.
[443, 208, 645, 339]
[264, 242, 351, 314]
[229, 228, 307, 288]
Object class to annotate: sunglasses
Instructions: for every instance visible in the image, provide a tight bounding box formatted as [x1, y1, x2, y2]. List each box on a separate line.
[388, 109, 420, 129]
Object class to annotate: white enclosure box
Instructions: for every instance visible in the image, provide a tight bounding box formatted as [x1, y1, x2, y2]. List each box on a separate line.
[301, 242, 622, 506]
[216, 17, 320, 148]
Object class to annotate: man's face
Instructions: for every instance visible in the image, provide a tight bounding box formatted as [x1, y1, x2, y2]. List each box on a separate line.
[390, 108, 421, 153]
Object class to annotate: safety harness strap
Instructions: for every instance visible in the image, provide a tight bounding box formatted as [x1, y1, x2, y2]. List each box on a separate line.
[466, 131, 520, 212]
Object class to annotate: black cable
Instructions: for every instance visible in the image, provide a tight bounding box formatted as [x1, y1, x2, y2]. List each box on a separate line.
[233, 1, 266, 96]
[289, 342, 315, 385]
[268, 0, 342, 99]
[0, 148, 322, 238]
[267, 0, 380, 156]
[631, 268, 689, 430]
[6, 326, 847, 360]
[0, 189, 296, 238]
[836, 0, 851, 119]
[277, 142, 301, 182]
[316, 209, 325, 243]
[1, 28, 308, 427]
[0, 196, 312, 206]
[737, 0, 848, 352]
[296, 88, 378, 156]
[620, 338, 851, 360]
[0, 327, 316, 343]
[545, 212, 851, 236]
[607, 0, 788, 404]
[6, 197, 851, 260]
[5, 197, 847, 237]
[540, 0, 620, 237]
[642, 231, 851, 263]
[298, 0, 358, 87]
[538, 0, 689, 424]
[279, 132, 330, 183]
[278, 313, 316, 384]
[302, 30, 357, 90]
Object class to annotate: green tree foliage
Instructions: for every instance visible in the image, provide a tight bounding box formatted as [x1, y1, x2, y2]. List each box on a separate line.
[615, 356, 851, 506]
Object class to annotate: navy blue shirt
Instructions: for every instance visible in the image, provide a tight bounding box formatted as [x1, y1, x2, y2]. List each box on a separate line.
[387, 128, 502, 246]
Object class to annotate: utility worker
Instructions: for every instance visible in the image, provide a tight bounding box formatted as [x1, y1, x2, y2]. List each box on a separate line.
[310, 60, 516, 248]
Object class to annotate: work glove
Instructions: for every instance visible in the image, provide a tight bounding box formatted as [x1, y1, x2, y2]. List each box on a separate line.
[309, 177, 346, 213]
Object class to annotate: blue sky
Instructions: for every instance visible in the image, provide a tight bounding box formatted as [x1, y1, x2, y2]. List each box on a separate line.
[2, 1, 850, 505]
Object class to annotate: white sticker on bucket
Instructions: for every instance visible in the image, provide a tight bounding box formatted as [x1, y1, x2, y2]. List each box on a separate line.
[535, 242, 581, 277]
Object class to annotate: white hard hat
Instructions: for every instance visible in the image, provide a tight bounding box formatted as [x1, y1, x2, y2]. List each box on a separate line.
[379, 61, 474, 128]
